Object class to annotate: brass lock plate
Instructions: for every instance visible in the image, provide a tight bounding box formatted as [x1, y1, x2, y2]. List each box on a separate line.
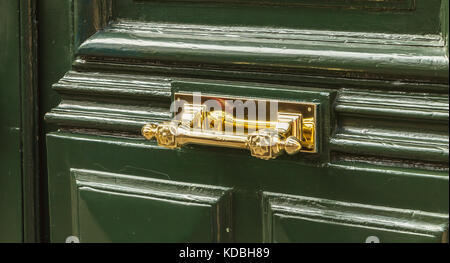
[173, 92, 317, 154]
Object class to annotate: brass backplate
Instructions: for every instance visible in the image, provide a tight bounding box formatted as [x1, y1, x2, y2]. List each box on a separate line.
[173, 92, 318, 153]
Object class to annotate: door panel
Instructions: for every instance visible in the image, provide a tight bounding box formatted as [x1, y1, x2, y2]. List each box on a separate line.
[263, 193, 447, 243]
[70, 169, 232, 242]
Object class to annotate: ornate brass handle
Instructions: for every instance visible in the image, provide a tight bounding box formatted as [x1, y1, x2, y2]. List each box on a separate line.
[142, 93, 316, 160]
[142, 120, 303, 160]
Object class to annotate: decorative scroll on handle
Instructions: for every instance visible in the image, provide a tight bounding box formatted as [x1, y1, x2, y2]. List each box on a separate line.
[142, 93, 317, 160]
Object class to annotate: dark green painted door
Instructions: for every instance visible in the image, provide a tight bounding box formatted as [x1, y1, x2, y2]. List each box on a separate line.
[1, 0, 39, 243]
[41, 0, 449, 242]
[0, 0, 23, 242]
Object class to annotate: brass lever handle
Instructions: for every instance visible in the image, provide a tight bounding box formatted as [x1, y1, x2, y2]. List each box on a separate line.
[142, 121, 302, 160]
[142, 93, 316, 160]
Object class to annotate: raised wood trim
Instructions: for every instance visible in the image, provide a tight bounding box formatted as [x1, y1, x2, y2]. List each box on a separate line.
[76, 20, 448, 84]
[45, 71, 448, 166]
[332, 88, 449, 163]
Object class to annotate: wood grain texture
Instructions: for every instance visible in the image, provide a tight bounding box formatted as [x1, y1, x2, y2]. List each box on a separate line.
[20, 0, 40, 243]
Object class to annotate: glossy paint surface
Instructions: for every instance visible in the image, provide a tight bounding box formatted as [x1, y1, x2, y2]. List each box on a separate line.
[42, 0, 449, 243]
[0, 0, 447, 243]
[78, 21, 449, 83]
[47, 132, 448, 242]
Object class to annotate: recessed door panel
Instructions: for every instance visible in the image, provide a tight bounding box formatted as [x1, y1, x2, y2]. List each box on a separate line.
[68, 169, 232, 243]
[263, 193, 448, 243]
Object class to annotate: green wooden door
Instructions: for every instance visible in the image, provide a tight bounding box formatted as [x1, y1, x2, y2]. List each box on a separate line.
[0, 0, 39, 243]
[41, 0, 449, 243]
[0, 0, 23, 242]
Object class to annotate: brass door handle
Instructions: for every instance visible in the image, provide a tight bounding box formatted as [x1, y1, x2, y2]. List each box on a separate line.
[142, 120, 303, 160]
[142, 93, 317, 160]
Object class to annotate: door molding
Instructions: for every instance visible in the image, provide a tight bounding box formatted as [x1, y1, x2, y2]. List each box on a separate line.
[20, 0, 40, 243]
